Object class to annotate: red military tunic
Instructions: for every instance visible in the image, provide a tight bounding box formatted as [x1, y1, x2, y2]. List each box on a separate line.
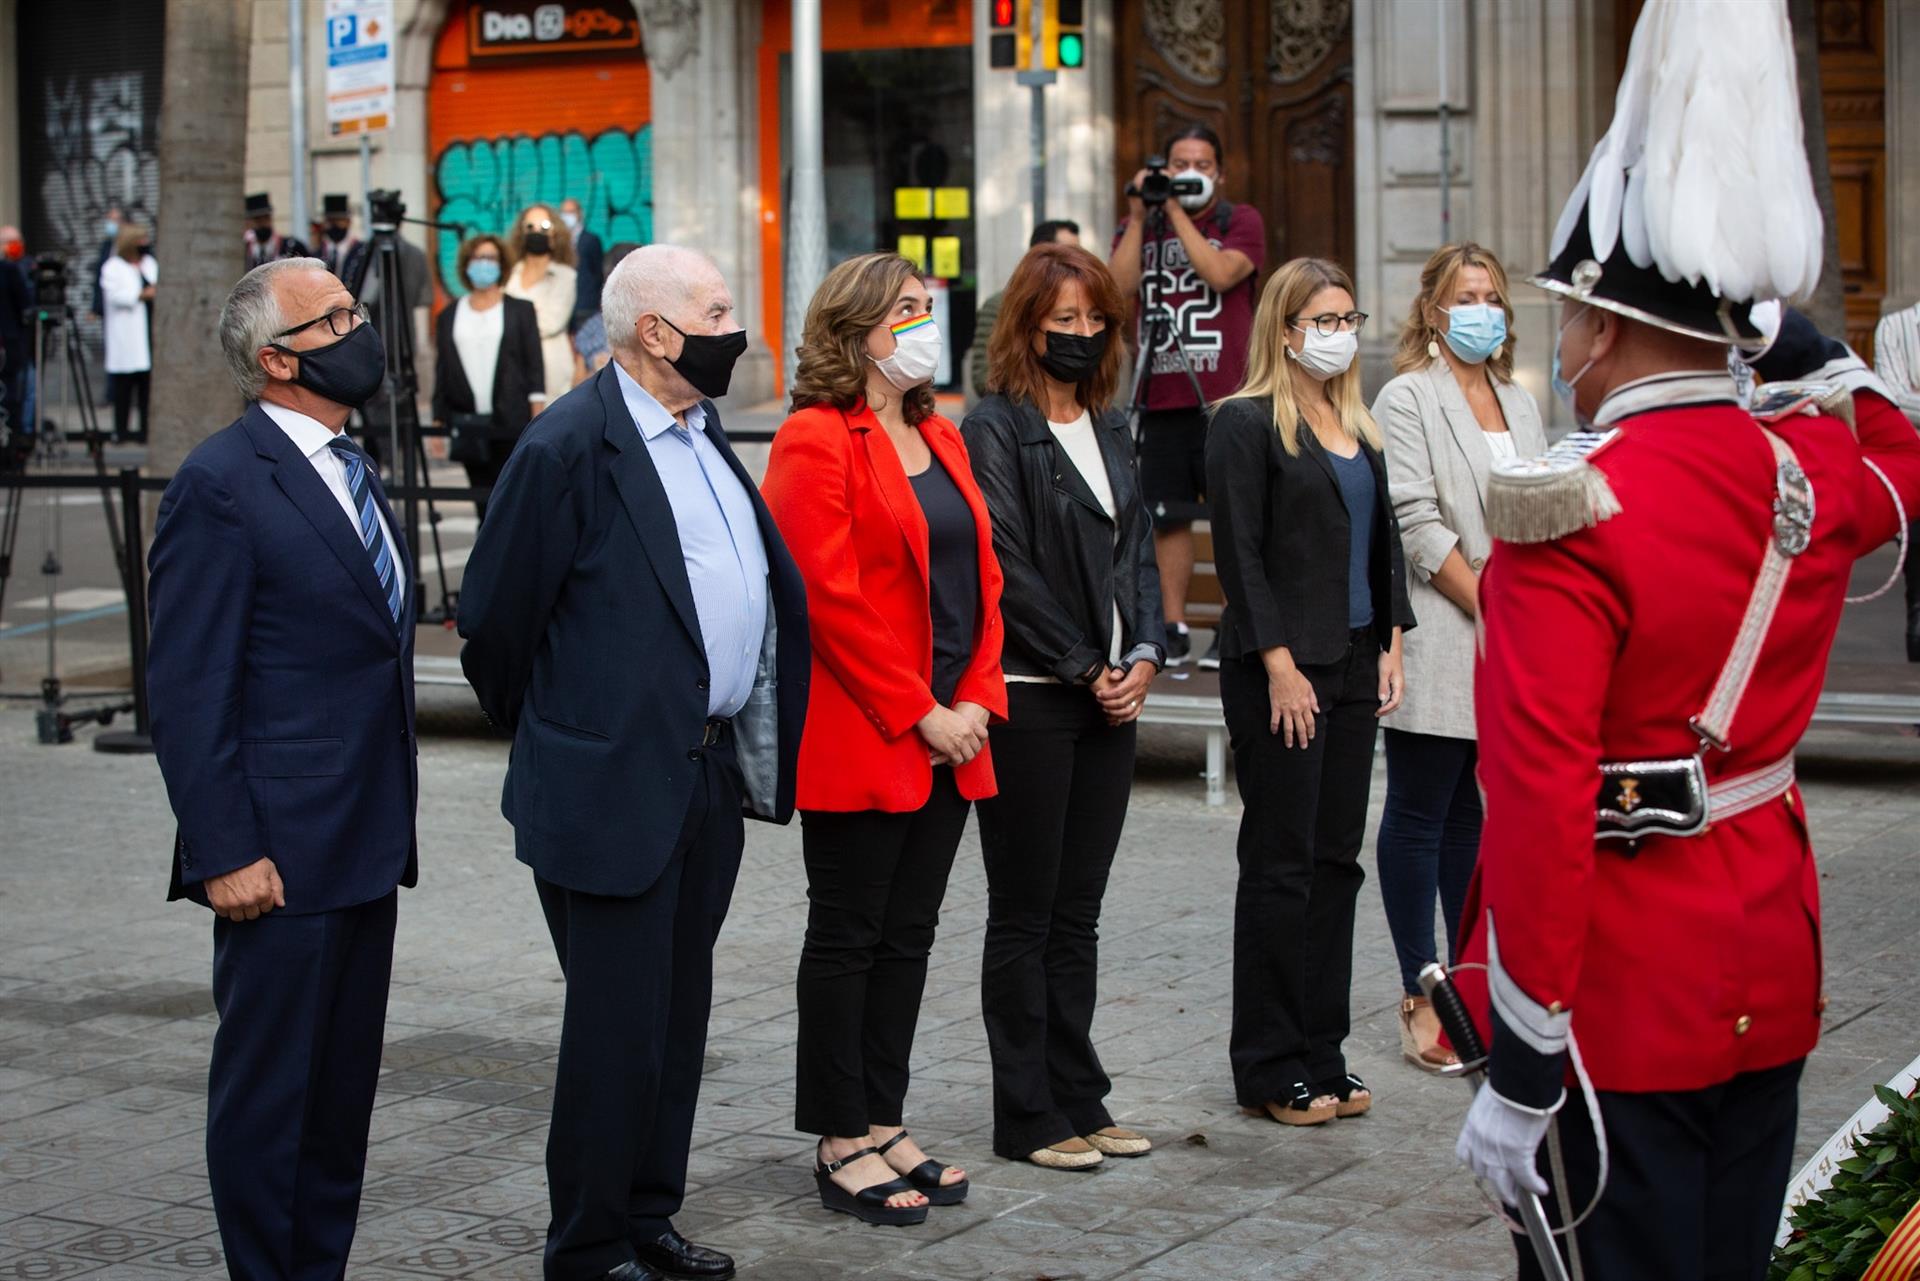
[1453, 374, 1920, 1103]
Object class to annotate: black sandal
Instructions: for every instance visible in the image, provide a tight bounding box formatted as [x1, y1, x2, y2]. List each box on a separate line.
[876, 1129, 970, 1206]
[1317, 1073, 1372, 1118]
[1241, 1081, 1337, 1126]
[813, 1144, 929, 1226]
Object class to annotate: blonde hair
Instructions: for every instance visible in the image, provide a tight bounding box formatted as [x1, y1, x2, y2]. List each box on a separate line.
[115, 222, 148, 260]
[506, 203, 575, 267]
[789, 253, 935, 426]
[1221, 257, 1379, 457]
[1392, 241, 1517, 379]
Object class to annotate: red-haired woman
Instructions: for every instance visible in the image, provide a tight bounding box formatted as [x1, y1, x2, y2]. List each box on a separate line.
[961, 244, 1165, 1170]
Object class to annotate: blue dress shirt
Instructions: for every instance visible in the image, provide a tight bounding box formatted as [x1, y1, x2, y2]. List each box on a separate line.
[614, 362, 769, 717]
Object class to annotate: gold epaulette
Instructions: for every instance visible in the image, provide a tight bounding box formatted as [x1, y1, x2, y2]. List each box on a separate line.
[1751, 380, 1852, 429]
[1485, 429, 1624, 544]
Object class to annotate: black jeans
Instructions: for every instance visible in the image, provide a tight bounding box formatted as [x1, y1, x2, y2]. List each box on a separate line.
[111, 368, 149, 439]
[1375, 728, 1481, 996]
[1220, 632, 1380, 1105]
[794, 769, 971, 1137]
[975, 683, 1135, 1156]
[536, 739, 745, 1281]
[1517, 1059, 1803, 1281]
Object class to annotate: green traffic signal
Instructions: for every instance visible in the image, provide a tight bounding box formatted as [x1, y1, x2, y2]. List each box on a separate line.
[1058, 32, 1084, 67]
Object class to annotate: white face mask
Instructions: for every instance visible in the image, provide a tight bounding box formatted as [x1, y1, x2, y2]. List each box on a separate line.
[871, 316, 942, 391]
[1176, 170, 1215, 211]
[560, 211, 580, 232]
[1288, 325, 1357, 381]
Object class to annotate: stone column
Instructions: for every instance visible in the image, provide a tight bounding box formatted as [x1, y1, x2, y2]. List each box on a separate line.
[639, 0, 774, 404]
[1883, 0, 1920, 314]
[0, 0, 20, 226]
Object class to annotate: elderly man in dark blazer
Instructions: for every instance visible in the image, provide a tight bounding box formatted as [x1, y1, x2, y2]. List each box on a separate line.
[458, 243, 808, 1281]
[148, 258, 416, 1279]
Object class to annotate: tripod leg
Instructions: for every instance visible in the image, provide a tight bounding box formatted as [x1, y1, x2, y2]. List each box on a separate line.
[67, 326, 130, 589]
[412, 430, 453, 615]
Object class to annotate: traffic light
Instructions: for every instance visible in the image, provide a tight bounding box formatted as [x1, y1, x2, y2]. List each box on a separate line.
[1055, 0, 1085, 68]
[988, 0, 1018, 69]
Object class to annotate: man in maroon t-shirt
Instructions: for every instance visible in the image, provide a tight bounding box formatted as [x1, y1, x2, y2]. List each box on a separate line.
[1112, 125, 1265, 668]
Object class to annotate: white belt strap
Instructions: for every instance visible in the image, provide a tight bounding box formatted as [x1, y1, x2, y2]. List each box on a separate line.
[1708, 754, 1797, 822]
[1690, 428, 1812, 752]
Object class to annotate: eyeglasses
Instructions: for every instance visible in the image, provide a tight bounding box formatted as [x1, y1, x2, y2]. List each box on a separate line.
[273, 302, 369, 340]
[524, 220, 552, 232]
[1293, 311, 1368, 336]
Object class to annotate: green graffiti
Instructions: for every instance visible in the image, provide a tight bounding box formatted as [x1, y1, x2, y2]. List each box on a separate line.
[433, 124, 652, 294]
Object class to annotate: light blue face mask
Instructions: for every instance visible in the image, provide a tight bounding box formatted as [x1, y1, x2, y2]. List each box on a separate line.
[1551, 306, 1599, 427]
[102, 220, 120, 239]
[466, 257, 502, 289]
[1441, 303, 1507, 364]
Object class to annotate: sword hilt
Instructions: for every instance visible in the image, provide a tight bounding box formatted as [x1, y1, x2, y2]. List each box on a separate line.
[1419, 961, 1488, 1073]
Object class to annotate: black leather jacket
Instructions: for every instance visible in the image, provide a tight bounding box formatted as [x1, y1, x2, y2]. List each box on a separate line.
[961, 394, 1167, 682]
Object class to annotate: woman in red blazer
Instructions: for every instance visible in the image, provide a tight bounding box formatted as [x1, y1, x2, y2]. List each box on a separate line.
[761, 252, 1006, 1228]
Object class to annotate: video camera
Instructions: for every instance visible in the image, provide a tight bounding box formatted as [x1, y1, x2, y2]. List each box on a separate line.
[1125, 156, 1206, 208]
[367, 189, 406, 231]
[30, 253, 69, 299]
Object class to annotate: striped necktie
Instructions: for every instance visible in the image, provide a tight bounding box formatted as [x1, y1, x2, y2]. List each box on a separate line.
[327, 438, 404, 626]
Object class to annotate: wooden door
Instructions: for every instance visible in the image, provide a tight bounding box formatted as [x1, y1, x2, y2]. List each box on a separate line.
[1112, 0, 1355, 278]
[1815, 0, 1886, 359]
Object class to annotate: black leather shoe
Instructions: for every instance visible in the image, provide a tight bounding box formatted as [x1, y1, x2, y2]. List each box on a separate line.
[633, 1228, 735, 1280]
[1906, 601, 1920, 662]
[599, 1264, 666, 1281]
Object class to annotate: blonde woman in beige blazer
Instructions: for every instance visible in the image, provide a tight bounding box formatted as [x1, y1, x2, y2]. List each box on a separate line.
[1371, 243, 1544, 1072]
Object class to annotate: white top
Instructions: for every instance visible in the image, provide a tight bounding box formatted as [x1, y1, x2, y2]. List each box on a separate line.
[259, 401, 406, 614]
[99, 255, 157, 373]
[1483, 429, 1518, 461]
[507, 261, 577, 404]
[452, 295, 505, 416]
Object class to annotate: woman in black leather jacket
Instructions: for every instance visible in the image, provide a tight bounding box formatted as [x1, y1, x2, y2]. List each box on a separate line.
[961, 244, 1165, 1171]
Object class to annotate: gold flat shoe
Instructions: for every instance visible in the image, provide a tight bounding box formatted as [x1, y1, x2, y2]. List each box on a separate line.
[1027, 1138, 1104, 1170]
[1083, 1126, 1152, 1157]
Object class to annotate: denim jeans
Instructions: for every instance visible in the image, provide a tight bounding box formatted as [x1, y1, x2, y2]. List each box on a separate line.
[1374, 728, 1481, 996]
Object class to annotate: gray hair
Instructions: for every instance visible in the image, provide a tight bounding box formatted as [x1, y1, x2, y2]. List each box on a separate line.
[220, 258, 325, 399]
[601, 245, 720, 354]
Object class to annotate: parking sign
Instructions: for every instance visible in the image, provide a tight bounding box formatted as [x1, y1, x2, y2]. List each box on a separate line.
[325, 0, 393, 136]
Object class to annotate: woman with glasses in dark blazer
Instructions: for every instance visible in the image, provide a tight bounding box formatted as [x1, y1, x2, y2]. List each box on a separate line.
[962, 244, 1165, 1171]
[1207, 256, 1415, 1127]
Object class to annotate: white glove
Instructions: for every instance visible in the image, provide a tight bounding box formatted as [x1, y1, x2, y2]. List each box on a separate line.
[1455, 1085, 1555, 1207]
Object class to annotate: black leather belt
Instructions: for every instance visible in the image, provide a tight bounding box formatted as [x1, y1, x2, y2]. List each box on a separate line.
[702, 717, 730, 747]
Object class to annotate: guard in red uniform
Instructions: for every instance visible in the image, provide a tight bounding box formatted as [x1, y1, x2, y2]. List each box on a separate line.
[1446, 2, 1920, 1276]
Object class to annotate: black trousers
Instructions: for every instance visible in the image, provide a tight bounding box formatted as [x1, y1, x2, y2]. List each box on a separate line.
[207, 891, 397, 1281]
[1516, 1058, 1804, 1281]
[975, 683, 1135, 1156]
[1220, 634, 1380, 1104]
[111, 368, 149, 439]
[537, 740, 745, 1281]
[794, 768, 970, 1137]
[462, 455, 507, 522]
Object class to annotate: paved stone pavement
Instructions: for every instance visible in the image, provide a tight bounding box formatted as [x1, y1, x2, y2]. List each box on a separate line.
[1, 688, 1917, 1281]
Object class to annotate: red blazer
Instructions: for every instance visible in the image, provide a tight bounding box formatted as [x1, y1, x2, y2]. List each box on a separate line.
[1454, 390, 1920, 1098]
[761, 402, 1007, 812]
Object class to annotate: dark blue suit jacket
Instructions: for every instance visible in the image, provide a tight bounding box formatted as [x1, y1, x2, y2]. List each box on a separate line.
[457, 364, 808, 898]
[148, 405, 419, 914]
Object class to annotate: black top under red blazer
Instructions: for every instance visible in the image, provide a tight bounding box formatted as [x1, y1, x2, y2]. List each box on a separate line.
[1204, 395, 1416, 666]
[430, 295, 544, 436]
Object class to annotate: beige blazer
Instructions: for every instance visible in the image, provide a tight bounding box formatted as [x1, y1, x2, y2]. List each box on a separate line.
[1374, 359, 1545, 740]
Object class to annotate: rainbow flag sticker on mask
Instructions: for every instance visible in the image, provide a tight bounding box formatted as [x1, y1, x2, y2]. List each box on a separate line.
[889, 314, 936, 337]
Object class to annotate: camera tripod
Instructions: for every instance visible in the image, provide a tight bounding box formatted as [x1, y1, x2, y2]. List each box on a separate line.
[0, 288, 137, 742]
[345, 203, 463, 625]
[1125, 202, 1209, 507]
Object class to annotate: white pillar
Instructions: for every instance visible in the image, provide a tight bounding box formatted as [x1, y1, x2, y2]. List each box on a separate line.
[1884, 0, 1920, 313]
[289, 0, 309, 238]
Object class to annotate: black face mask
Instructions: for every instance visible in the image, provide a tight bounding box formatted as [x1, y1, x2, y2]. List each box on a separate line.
[324, 224, 349, 243]
[659, 315, 748, 400]
[522, 230, 551, 256]
[271, 321, 387, 408]
[1038, 327, 1109, 384]
[249, 224, 272, 243]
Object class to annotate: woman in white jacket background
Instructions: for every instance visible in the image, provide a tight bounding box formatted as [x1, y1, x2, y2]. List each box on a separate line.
[99, 221, 156, 442]
[1369, 242, 1544, 1072]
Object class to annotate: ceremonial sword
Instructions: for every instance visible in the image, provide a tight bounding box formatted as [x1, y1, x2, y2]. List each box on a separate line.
[1420, 962, 1572, 1281]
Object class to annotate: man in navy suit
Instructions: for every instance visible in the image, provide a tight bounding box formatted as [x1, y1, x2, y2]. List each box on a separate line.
[148, 258, 416, 1280]
[459, 244, 808, 1281]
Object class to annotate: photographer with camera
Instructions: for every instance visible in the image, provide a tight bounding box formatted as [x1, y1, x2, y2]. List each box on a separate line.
[1112, 124, 1265, 668]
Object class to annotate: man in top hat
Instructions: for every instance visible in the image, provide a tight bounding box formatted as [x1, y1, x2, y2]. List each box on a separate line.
[244, 193, 308, 272]
[316, 194, 361, 280]
[1444, 1, 1920, 1276]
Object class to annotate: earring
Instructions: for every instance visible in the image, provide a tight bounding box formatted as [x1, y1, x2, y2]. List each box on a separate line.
[1426, 335, 1441, 360]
